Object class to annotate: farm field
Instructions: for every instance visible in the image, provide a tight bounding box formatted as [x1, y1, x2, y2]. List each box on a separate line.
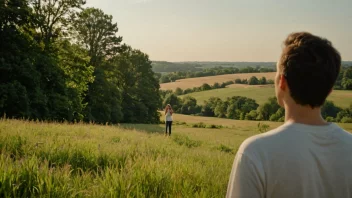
[160, 72, 276, 90]
[182, 86, 352, 108]
[1, 117, 351, 197]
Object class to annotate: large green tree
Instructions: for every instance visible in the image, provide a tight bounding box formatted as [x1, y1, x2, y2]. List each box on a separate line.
[73, 7, 122, 66]
[31, 0, 86, 45]
[342, 68, 352, 90]
[115, 46, 161, 123]
[0, 0, 42, 118]
[72, 7, 124, 123]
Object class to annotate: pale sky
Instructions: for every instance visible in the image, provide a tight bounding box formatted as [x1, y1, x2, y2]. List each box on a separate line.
[86, 0, 352, 62]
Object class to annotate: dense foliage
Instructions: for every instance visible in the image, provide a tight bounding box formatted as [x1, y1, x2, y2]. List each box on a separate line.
[0, 0, 161, 123]
[161, 93, 352, 123]
[334, 67, 352, 90]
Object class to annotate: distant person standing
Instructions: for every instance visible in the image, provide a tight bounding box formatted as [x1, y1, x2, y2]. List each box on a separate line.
[165, 104, 173, 136]
[227, 32, 352, 198]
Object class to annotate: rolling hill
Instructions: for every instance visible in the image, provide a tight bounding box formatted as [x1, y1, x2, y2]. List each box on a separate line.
[181, 86, 352, 108]
[160, 72, 276, 90]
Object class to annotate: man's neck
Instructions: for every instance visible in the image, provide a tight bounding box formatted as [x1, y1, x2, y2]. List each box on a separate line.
[284, 103, 328, 126]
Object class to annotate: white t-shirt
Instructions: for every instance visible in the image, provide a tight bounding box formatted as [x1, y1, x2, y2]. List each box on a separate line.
[165, 109, 173, 121]
[227, 121, 352, 198]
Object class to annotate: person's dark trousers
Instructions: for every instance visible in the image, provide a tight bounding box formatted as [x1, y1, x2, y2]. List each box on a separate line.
[165, 121, 172, 136]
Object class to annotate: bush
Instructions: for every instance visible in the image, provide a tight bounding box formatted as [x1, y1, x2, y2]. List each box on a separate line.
[191, 122, 206, 128]
[224, 81, 234, 86]
[174, 88, 183, 95]
[183, 88, 193, 95]
[206, 124, 223, 129]
[341, 117, 352, 123]
[234, 78, 242, 84]
[212, 82, 221, 89]
[245, 110, 258, 120]
[321, 101, 342, 119]
[259, 77, 267, 85]
[201, 83, 212, 91]
[326, 117, 335, 122]
[267, 79, 275, 84]
[248, 76, 259, 85]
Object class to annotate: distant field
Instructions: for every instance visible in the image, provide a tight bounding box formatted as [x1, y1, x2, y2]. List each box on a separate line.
[160, 72, 276, 90]
[181, 87, 352, 108]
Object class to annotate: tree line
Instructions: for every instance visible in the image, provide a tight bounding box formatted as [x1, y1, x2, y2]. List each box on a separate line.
[162, 94, 352, 123]
[0, 0, 160, 124]
[157, 66, 276, 83]
[152, 61, 203, 73]
[235, 76, 274, 85]
[334, 67, 352, 90]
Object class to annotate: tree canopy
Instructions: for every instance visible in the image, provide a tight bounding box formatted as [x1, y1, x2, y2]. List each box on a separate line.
[0, 0, 161, 123]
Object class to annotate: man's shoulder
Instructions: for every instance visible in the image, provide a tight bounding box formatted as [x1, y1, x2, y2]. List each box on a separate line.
[238, 124, 288, 154]
[238, 122, 352, 156]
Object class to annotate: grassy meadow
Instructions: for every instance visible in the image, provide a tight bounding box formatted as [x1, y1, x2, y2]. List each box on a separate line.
[160, 72, 276, 90]
[181, 86, 352, 108]
[0, 118, 252, 197]
[1, 116, 352, 197]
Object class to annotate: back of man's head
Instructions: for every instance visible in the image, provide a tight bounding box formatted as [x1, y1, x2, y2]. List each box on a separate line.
[279, 32, 341, 108]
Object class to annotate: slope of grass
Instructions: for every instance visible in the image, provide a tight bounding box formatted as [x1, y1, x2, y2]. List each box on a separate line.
[1, 116, 352, 197]
[160, 72, 276, 90]
[0, 119, 248, 197]
[182, 87, 352, 108]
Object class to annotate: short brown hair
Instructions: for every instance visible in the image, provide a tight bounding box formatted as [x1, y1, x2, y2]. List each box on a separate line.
[279, 32, 341, 108]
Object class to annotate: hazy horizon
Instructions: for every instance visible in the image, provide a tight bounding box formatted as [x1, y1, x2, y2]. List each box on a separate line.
[86, 0, 352, 62]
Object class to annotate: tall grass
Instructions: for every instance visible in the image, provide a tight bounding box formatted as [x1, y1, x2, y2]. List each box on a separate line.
[2, 118, 350, 197]
[0, 119, 235, 197]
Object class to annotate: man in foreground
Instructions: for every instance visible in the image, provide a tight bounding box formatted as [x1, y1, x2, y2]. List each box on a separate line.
[226, 32, 352, 198]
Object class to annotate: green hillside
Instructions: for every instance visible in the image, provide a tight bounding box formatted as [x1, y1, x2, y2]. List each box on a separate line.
[1, 115, 352, 196]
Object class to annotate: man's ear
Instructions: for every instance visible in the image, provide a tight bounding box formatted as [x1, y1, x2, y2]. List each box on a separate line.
[279, 75, 286, 90]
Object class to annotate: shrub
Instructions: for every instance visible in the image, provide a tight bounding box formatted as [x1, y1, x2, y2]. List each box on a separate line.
[212, 82, 221, 89]
[206, 124, 223, 129]
[191, 122, 206, 128]
[341, 117, 352, 123]
[183, 88, 193, 95]
[267, 79, 275, 84]
[248, 76, 259, 85]
[259, 77, 267, 85]
[245, 110, 258, 120]
[174, 88, 183, 95]
[326, 117, 335, 122]
[234, 78, 242, 84]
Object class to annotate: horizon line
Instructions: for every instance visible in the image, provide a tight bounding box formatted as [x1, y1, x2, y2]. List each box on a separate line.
[152, 60, 352, 63]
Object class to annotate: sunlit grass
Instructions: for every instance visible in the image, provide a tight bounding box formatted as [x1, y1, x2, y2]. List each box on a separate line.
[1, 117, 351, 197]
